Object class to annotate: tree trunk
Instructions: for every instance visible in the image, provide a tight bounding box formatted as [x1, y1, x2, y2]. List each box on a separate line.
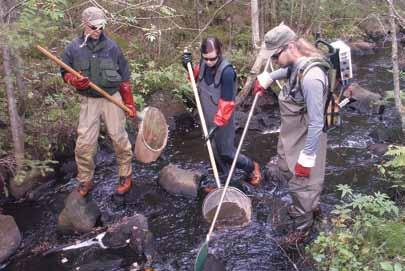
[388, 0, 404, 132]
[251, 0, 261, 48]
[298, 0, 305, 32]
[270, 0, 278, 27]
[2, 45, 25, 169]
[0, 4, 25, 169]
[289, 0, 295, 26]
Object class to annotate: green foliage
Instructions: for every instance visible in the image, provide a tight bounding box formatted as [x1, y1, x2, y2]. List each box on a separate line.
[13, 159, 58, 186]
[308, 185, 404, 271]
[6, 0, 67, 50]
[130, 61, 193, 109]
[379, 145, 405, 190]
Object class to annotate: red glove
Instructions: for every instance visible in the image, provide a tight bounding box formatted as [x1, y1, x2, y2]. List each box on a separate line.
[252, 79, 265, 96]
[294, 162, 311, 177]
[186, 65, 200, 81]
[214, 99, 235, 127]
[119, 80, 136, 118]
[64, 73, 90, 90]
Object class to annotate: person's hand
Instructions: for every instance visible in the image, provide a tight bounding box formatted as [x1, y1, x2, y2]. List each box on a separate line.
[294, 162, 311, 177]
[213, 99, 235, 127]
[64, 73, 90, 90]
[182, 52, 193, 70]
[119, 81, 136, 118]
[252, 79, 265, 96]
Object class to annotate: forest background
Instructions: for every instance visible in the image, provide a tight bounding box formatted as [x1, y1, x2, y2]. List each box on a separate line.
[0, 0, 405, 269]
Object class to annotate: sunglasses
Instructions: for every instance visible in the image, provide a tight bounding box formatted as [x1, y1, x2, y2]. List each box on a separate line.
[203, 55, 218, 62]
[271, 45, 288, 60]
[89, 24, 104, 31]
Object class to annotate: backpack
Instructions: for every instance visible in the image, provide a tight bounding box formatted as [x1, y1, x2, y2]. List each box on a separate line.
[296, 39, 353, 132]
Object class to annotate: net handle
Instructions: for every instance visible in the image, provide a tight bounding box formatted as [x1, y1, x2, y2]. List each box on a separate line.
[206, 93, 260, 242]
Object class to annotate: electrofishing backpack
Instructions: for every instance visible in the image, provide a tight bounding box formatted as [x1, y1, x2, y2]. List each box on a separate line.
[296, 39, 353, 132]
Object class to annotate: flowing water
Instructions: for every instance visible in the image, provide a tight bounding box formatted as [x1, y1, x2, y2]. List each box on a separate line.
[1, 48, 404, 271]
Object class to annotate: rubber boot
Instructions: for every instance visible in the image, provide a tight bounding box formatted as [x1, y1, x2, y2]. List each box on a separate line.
[77, 181, 93, 197]
[116, 175, 132, 195]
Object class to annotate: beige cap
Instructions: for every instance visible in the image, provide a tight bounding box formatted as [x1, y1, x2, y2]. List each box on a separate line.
[81, 7, 107, 28]
[260, 23, 297, 58]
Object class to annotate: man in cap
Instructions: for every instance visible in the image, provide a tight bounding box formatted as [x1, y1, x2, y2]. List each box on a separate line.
[252, 23, 328, 246]
[61, 6, 136, 197]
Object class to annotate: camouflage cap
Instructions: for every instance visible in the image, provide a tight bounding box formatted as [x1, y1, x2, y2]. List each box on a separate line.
[259, 23, 297, 58]
[81, 7, 107, 28]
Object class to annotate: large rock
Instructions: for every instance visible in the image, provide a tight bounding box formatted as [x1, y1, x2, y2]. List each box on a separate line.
[349, 40, 376, 55]
[146, 90, 187, 129]
[344, 83, 382, 114]
[158, 164, 202, 198]
[57, 190, 101, 233]
[9, 168, 50, 199]
[358, 18, 390, 41]
[203, 254, 226, 271]
[0, 215, 21, 263]
[102, 214, 154, 261]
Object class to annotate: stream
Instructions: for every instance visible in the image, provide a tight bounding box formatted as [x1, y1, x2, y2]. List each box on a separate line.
[1, 48, 404, 271]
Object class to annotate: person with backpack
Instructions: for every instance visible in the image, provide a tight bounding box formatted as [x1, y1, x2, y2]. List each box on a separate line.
[61, 6, 136, 197]
[182, 37, 263, 191]
[252, 24, 329, 246]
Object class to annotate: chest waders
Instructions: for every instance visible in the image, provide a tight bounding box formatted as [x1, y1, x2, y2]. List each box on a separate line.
[198, 59, 254, 178]
[277, 58, 328, 231]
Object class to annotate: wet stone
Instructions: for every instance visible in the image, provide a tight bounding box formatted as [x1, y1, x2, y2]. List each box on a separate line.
[203, 254, 226, 271]
[57, 190, 101, 233]
[205, 202, 249, 228]
[102, 214, 155, 261]
[0, 214, 21, 263]
[158, 163, 202, 199]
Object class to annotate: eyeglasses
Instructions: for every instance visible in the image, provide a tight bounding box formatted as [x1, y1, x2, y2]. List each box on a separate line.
[271, 45, 288, 60]
[203, 56, 218, 62]
[89, 24, 104, 31]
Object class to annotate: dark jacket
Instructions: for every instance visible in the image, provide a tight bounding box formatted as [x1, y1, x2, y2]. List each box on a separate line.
[61, 32, 130, 97]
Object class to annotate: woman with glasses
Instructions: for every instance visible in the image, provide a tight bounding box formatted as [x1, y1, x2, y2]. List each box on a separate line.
[182, 37, 263, 192]
[61, 7, 136, 197]
[252, 24, 328, 247]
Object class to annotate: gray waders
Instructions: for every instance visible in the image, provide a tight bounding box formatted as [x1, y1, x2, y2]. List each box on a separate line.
[198, 59, 254, 179]
[272, 60, 327, 232]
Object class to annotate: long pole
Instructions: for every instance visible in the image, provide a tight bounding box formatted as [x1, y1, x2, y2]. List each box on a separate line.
[206, 93, 260, 242]
[186, 61, 221, 188]
[36, 45, 133, 116]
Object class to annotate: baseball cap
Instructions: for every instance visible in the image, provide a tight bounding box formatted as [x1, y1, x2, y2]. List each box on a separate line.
[259, 23, 297, 58]
[81, 7, 107, 28]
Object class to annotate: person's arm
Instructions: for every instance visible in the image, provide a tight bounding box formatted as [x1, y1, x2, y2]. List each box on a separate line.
[116, 46, 130, 81]
[295, 67, 327, 176]
[213, 66, 235, 126]
[61, 44, 90, 90]
[117, 45, 136, 118]
[253, 68, 289, 95]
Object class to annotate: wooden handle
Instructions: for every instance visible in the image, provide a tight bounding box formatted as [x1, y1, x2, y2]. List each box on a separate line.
[36, 45, 133, 115]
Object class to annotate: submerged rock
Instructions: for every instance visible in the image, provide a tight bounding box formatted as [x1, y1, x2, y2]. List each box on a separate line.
[57, 190, 101, 233]
[74, 258, 124, 271]
[344, 83, 382, 114]
[0, 214, 21, 263]
[368, 143, 389, 156]
[103, 214, 154, 261]
[203, 254, 226, 271]
[349, 40, 376, 55]
[159, 164, 202, 199]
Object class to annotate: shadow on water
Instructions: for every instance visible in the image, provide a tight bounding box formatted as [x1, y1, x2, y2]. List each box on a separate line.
[2, 48, 403, 271]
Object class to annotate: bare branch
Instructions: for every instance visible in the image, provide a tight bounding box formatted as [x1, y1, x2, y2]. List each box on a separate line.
[187, 0, 235, 48]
